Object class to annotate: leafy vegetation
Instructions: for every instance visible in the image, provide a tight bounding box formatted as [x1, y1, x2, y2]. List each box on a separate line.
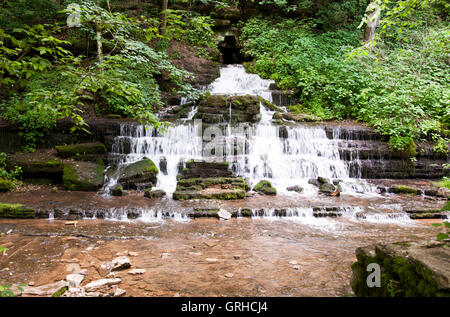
[240, 1, 449, 155]
[0, 0, 212, 149]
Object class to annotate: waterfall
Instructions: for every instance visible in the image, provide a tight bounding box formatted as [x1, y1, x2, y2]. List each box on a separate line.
[105, 64, 377, 195]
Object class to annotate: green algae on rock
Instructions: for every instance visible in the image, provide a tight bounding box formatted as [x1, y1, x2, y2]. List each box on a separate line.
[55, 142, 107, 160]
[0, 203, 34, 218]
[63, 160, 104, 191]
[253, 180, 277, 195]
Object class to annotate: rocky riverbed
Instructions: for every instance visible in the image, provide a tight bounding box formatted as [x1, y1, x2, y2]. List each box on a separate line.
[0, 214, 444, 297]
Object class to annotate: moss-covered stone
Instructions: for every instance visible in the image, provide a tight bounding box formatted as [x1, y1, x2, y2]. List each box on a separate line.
[0, 178, 14, 192]
[253, 180, 277, 195]
[110, 184, 123, 196]
[351, 241, 450, 297]
[7, 154, 64, 177]
[56, 142, 106, 160]
[0, 203, 34, 218]
[63, 160, 104, 191]
[259, 97, 280, 112]
[117, 158, 158, 190]
[390, 185, 422, 195]
[442, 201, 450, 212]
[144, 189, 166, 199]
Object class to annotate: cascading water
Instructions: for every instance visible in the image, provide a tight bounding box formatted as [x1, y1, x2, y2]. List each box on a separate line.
[105, 64, 377, 196]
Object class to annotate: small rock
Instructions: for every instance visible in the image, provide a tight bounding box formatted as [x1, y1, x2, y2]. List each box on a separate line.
[289, 260, 298, 265]
[188, 252, 202, 256]
[65, 221, 78, 226]
[79, 269, 89, 276]
[128, 251, 139, 257]
[66, 273, 84, 288]
[161, 253, 170, 259]
[107, 272, 116, 278]
[233, 255, 241, 260]
[218, 209, 232, 220]
[6, 229, 12, 235]
[292, 265, 300, 270]
[111, 256, 131, 271]
[113, 288, 126, 297]
[174, 293, 180, 297]
[224, 273, 234, 278]
[28, 282, 35, 286]
[84, 278, 121, 292]
[206, 258, 218, 263]
[128, 269, 146, 275]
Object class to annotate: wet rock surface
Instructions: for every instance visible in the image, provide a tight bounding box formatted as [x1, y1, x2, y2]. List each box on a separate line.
[0, 215, 445, 297]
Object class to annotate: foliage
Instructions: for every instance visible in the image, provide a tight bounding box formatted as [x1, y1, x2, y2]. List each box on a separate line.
[0, 1, 205, 149]
[0, 152, 21, 183]
[240, 14, 449, 155]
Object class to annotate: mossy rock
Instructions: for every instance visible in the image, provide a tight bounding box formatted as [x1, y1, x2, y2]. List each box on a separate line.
[173, 190, 246, 200]
[259, 97, 280, 112]
[144, 189, 166, 199]
[319, 182, 336, 195]
[117, 158, 159, 190]
[390, 185, 422, 195]
[63, 160, 104, 191]
[0, 178, 14, 192]
[7, 154, 64, 176]
[56, 142, 107, 160]
[351, 242, 450, 297]
[253, 180, 277, 195]
[0, 203, 34, 218]
[189, 208, 220, 218]
[110, 184, 123, 196]
[442, 201, 450, 212]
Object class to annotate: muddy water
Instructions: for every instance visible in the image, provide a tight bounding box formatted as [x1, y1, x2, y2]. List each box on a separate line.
[0, 214, 442, 297]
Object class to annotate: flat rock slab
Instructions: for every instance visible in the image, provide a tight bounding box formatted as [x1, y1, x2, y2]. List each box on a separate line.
[84, 278, 121, 292]
[111, 256, 131, 271]
[128, 269, 146, 275]
[22, 280, 68, 297]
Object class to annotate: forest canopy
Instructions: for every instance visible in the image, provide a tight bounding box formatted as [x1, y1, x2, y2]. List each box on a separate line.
[0, 0, 448, 156]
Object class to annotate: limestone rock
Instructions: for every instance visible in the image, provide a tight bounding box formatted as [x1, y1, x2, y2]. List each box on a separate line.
[22, 280, 68, 297]
[218, 209, 232, 220]
[111, 256, 131, 271]
[66, 273, 84, 288]
[84, 278, 121, 292]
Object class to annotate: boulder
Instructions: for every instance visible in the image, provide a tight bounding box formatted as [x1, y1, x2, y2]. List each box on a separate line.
[63, 160, 104, 191]
[253, 180, 277, 195]
[319, 182, 337, 195]
[351, 241, 450, 297]
[116, 158, 158, 190]
[144, 189, 166, 199]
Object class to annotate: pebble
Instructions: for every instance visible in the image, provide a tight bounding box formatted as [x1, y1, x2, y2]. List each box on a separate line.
[233, 255, 241, 260]
[289, 260, 298, 265]
[65, 221, 78, 226]
[28, 282, 35, 286]
[206, 258, 218, 263]
[128, 269, 146, 275]
[161, 253, 170, 259]
[188, 252, 202, 256]
[128, 252, 139, 257]
[292, 265, 300, 270]
[224, 273, 234, 278]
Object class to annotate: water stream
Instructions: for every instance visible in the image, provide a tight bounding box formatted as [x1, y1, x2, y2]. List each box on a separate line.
[106, 64, 377, 196]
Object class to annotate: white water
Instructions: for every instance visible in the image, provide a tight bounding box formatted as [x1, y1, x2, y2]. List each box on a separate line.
[106, 64, 377, 196]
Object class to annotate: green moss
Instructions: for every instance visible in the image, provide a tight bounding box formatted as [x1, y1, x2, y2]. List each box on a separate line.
[391, 185, 421, 195]
[62, 162, 103, 191]
[260, 97, 280, 111]
[52, 286, 68, 297]
[442, 201, 450, 211]
[351, 245, 446, 297]
[0, 178, 14, 192]
[0, 203, 34, 218]
[240, 208, 252, 217]
[56, 142, 106, 159]
[253, 180, 277, 195]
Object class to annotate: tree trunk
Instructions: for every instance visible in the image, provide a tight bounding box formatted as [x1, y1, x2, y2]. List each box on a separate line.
[363, 1, 381, 42]
[160, 0, 169, 36]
